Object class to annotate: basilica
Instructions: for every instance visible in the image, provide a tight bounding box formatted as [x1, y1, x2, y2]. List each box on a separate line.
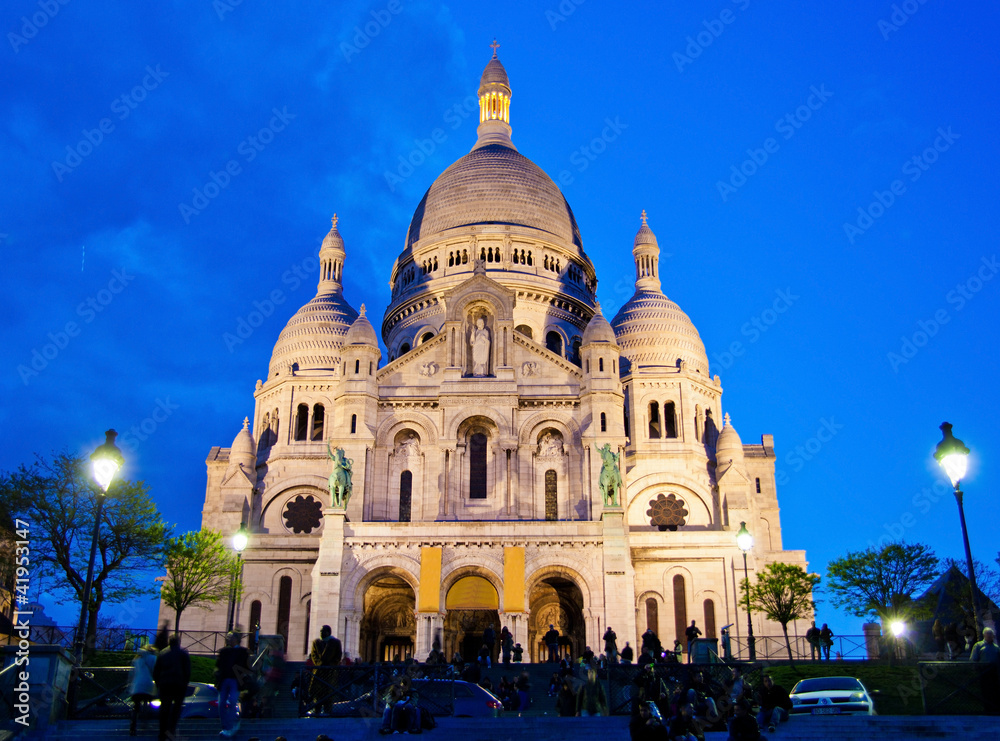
[160, 50, 809, 663]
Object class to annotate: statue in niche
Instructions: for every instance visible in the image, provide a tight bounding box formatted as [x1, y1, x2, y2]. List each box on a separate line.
[327, 444, 354, 509]
[395, 433, 420, 457]
[468, 314, 491, 377]
[537, 431, 563, 457]
[597, 443, 624, 508]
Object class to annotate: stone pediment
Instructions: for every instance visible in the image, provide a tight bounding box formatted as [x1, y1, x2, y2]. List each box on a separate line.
[715, 458, 749, 486]
[377, 332, 447, 382]
[442, 267, 516, 323]
[512, 331, 584, 381]
[222, 463, 256, 489]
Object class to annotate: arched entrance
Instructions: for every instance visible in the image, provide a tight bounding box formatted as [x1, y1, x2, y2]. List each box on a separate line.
[443, 575, 500, 663]
[360, 575, 416, 663]
[528, 576, 585, 662]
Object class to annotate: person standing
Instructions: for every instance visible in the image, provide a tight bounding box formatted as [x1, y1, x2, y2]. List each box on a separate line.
[153, 635, 190, 741]
[971, 627, 1000, 714]
[309, 624, 343, 715]
[216, 631, 250, 737]
[820, 624, 834, 661]
[621, 641, 634, 664]
[576, 668, 608, 716]
[805, 621, 821, 662]
[685, 620, 702, 663]
[720, 624, 734, 663]
[483, 624, 496, 666]
[500, 626, 514, 665]
[127, 644, 157, 736]
[544, 624, 560, 663]
[604, 626, 619, 665]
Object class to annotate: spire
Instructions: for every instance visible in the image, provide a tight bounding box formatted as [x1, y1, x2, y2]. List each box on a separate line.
[632, 210, 661, 292]
[318, 213, 346, 294]
[473, 41, 515, 151]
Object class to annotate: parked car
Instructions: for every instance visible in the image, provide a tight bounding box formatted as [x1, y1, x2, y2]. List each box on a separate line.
[788, 676, 877, 716]
[148, 682, 221, 719]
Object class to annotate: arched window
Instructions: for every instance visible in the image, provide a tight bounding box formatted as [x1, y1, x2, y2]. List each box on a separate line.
[544, 469, 557, 521]
[399, 471, 412, 522]
[421, 332, 434, 344]
[571, 338, 582, 365]
[664, 401, 677, 438]
[755, 478, 761, 493]
[249, 600, 262, 635]
[311, 404, 324, 440]
[694, 405, 702, 442]
[645, 597, 658, 635]
[599, 358, 604, 373]
[355, 359, 360, 374]
[400, 342, 410, 355]
[469, 432, 488, 499]
[600, 412, 607, 432]
[648, 402, 661, 439]
[704, 599, 717, 638]
[545, 331, 563, 356]
[369, 362, 373, 375]
[276, 575, 292, 650]
[294, 404, 309, 441]
[515, 324, 533, 340]
[672, 575, 687, 650]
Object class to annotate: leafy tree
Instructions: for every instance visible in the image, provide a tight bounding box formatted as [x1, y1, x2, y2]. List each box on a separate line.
[741, 562, 820, 662]
[826, 541, 938, 623]
[0, 452, 169, 651]
[160, 529, 242, 634]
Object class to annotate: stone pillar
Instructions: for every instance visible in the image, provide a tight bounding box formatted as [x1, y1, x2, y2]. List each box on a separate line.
[342, 611, 362, 661]
[2, 644, 73, 730]
[863, 622, 881, 660]
[602, 508, 637, 654]
[310, 510, 347, 651]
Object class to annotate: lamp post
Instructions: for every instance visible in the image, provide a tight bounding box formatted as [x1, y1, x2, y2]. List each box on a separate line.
[227, 524, 248, 632]
[934, 422, 983, 638]
[736, 521, 756, 662]
[74, 430, 124, 667]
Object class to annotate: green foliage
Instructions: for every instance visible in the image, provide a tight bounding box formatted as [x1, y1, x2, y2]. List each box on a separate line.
[827, 541, 938, 621]
[0, 452, 169, 640]
[161, 529, 241, 633]
[741, 562, 820, 661]
[84, 650, 216, 683]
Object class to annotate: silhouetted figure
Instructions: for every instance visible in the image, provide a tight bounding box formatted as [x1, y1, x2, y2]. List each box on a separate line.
[153, 635, 190, 741]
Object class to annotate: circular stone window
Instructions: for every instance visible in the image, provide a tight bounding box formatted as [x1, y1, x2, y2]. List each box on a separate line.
[283, 495, 323, 534]
[646, 493, 688, 532]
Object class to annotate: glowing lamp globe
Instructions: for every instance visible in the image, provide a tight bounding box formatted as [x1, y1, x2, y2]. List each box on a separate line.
[90, 429, 124, 493]
[890, 620, 906, 637]
[934, 422, 970, 488]
[736, 521, 753, 553]
[233, 524, 249, 553]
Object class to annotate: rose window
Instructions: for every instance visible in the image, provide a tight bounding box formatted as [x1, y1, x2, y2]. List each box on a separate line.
[283, 495, 323, 534]
[647, 493, 688, 531]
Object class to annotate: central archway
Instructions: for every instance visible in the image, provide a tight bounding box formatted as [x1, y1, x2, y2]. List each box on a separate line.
[443, 575, 500, 663]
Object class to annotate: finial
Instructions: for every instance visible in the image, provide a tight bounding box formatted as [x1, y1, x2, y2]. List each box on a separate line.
[724, 413, 731, 426]
[490, 38, 500, 58]
[594, 299, 602, 311]
[331, 213, 338, 230]
[243, 416, 249, 429]
[640, 209, 648, 226]
[359, 303, 366, 317]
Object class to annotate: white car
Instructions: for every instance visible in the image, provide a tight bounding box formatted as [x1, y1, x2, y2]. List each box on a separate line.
[788, 676, 878, 716]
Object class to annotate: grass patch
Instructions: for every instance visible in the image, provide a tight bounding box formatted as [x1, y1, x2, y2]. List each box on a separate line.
[84, 650, 216, 684]
[762, 663, 924, 715]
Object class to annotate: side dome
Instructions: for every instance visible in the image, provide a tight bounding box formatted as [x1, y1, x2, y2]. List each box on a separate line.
[345, 305, 378, 346]
[715, 414, 744, 462]
[582, 304, 616, 345]
[268, 293, 358, 377]
[612, 290, 709, 375]
[405, 144, 583, 249]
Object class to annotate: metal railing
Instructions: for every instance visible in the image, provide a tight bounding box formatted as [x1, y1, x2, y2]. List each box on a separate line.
[727, 634, 875, 661]
[3, 626, 231, 656]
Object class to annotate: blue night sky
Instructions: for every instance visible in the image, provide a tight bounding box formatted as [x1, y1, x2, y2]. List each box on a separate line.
[3, 1, 998, 637]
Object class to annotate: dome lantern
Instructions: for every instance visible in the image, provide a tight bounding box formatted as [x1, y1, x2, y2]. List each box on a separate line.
[474, 40, 515, 151]
[633, 210, 661, 292]
[318, 214, 346, 294]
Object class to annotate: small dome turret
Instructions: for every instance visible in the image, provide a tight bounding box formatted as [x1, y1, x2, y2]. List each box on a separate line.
[473, 39, 514, 151]
[225, 417, 256, 477]
[345, 304, 379, 346]
[715, 413, 744, 463]
[582, 303, 617, 345]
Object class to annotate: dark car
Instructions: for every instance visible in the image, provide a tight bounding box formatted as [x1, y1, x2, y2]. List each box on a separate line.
[147, 682, 221, 719]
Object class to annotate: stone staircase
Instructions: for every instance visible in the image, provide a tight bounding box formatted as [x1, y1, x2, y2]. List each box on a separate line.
[27, 714, 1000, 741]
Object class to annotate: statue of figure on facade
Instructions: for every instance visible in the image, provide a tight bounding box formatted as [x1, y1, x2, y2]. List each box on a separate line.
[537, 431, 563, 457]
[469, 315, 491, 377]
[597, 443, 623, 508]
[396, 432, 419, 457]
[327, 443, 353, 509]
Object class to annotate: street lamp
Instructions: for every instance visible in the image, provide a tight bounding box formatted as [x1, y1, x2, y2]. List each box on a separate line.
[227, 523, 248, 632]
[890, 620, 906, 661]
[74, 430, 124, 667]
[736, 521, 756, 662]
[934, 422, 983, 638]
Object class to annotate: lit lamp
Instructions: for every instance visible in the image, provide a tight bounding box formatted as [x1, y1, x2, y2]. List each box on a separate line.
[890, 620, 906, 660]
[736, 521, 756, 662]
[74, 430, 124, 668]
[934, 422, 983, 638]
[227, 523, 249, 632]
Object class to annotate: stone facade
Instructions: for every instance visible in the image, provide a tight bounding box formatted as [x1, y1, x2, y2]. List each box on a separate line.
[161, 51, 809, 662]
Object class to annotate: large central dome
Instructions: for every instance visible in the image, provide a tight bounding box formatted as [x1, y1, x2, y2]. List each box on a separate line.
[405, 143, 583, 249]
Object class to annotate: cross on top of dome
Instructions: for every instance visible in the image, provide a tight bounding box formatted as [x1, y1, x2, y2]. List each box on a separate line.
[641, 209, 648, 226]
[490, 38, 500, 58]
[331, 214, 338, 229]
